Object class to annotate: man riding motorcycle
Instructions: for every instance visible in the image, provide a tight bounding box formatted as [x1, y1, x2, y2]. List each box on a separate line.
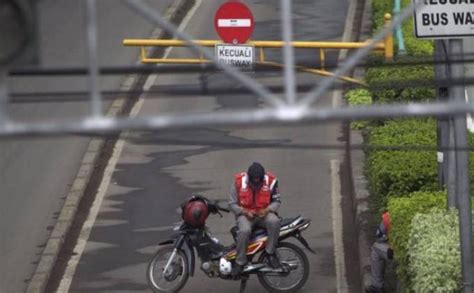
[229, 162, 282, 276]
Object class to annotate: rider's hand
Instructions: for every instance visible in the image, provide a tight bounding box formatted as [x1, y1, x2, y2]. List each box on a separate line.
[256, 208, 269, 218]
[243, 209, 255, 219]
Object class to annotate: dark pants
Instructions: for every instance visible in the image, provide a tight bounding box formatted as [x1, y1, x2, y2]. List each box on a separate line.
[370, 242, 391, 289]
[235, 213, 281, 266]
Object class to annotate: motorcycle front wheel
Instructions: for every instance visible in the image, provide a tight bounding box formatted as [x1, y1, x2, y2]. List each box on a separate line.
[257, 242, 310, 293]
[147, 245, 189, 293]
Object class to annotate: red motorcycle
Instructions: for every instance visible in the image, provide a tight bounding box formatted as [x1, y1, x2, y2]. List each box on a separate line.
[147, 195, 313, 293]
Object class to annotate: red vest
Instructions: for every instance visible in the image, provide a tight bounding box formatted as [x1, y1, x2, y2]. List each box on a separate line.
[382, 212, 391, 235]
[234, 172, 277, 211]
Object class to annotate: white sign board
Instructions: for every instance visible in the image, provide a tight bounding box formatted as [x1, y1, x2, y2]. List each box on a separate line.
[217, 19, 252, 27]
[413, 0, 474, 38]
[215, 44, 254, 70]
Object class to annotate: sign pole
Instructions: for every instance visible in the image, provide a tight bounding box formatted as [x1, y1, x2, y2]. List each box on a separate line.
[449, 38, 473, 293]
[435, 40, 449, 190]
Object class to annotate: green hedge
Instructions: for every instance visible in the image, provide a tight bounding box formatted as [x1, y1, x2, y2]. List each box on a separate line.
[367, 119, 438, 202]
[345, 89, 372, 130]
[365, 63, 435, 103]
[408, 208, 461, 292]
[388, 191, 446, 289]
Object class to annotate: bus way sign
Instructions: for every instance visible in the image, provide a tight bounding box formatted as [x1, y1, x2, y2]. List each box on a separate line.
[413, 0, 474, 38]
[215, 44, 254, 70]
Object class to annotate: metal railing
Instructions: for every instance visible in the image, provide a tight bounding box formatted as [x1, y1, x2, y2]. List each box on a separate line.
[123, 38, 392, 86]
[122, 14, 394, 87]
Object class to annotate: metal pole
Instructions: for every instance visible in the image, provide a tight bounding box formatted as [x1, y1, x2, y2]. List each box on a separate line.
[393, 0, 406, 55]
[450, 39, 472, 293]
[85, 0, 102, 117]
[0, 69, 8, 122]
[281, 0, 297, 105]
[447, 118, 457, 208]
[435, 41, 448, 189]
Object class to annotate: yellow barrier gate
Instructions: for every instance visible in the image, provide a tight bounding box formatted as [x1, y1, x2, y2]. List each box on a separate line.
[123, 14, 394, 87]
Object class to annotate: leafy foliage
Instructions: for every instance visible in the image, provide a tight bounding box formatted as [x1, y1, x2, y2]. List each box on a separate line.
[388, 192, 446, 288]
[345, 89, 373, 130]
[365, 63, 435, 103]
[367, 119, 439, 202]
[408, 208, 461, 292]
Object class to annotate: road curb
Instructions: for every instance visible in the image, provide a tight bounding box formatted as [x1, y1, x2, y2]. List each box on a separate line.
[26, 1, 196, 292]
[339, 0, 373, 290]
[349, 0, 374, 289]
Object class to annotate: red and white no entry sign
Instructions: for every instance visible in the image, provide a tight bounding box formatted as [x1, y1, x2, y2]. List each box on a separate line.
[214, 1, 254, 44]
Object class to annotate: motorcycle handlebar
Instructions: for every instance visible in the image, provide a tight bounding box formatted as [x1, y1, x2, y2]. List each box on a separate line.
[209, 200, 230, 213]
[219, 206, 230, 213]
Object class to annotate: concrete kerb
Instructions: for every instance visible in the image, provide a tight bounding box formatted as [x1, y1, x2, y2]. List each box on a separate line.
[338, 0, 373, 290]
[350, 0, 374, 289]
[26, 1, 196, 292]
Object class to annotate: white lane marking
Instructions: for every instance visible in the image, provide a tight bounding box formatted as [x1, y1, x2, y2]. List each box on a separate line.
[56, 1, 202, 292]
[218, 19, 251, 27]
[331, 159, 348, 293]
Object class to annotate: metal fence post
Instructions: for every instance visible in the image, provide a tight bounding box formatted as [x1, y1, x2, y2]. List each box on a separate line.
[393, 0, 406, 55]
[447, 118, 458, 208]
[383, 14, 394, 61]
[435, 40, 449, 191]
[0, 69, 8, 123]
[450, 38, 473, 293]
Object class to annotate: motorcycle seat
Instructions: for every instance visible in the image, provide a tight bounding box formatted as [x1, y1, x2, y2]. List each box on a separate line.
[230, 226, 266, 242]
[280, 216, 300, 227]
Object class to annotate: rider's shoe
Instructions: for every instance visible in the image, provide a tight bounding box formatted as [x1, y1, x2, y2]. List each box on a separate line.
[267, 254, 281, 269]
[231, 263, 244, 277]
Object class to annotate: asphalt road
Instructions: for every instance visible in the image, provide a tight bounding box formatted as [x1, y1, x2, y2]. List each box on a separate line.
[59, 0, 360, 292]
[0, 1, 172, 292]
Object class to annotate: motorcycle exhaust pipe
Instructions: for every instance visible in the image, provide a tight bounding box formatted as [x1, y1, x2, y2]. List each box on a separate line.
[258, 261, 299, 273]
[245, 261, 299, 274]
[242, 263, 265, 273]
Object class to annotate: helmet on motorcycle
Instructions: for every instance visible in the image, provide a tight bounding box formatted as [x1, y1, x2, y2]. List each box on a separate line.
[247, 162, 265, 188]
[182, 197, 209, 228]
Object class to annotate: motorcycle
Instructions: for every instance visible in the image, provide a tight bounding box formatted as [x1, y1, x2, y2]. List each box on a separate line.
[147, 196, 314, 293]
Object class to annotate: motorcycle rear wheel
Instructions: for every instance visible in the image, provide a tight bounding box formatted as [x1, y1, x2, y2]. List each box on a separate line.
[147, 245, 189, 293]
[257, 242, 309, 293]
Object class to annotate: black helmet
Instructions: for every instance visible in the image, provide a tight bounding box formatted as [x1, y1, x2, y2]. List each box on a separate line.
[247, 162, 265, 187]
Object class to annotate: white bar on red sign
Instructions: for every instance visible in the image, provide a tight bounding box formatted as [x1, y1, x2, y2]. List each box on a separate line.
[218, 19, 251, 27]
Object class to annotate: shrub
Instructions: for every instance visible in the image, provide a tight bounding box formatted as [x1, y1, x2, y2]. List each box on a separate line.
[345, 89, 373, 130]
[365, 63, 435, 103]
[408, 208, 461, 292]
[388, 191, 446, 288]
[367, 119, 438, 201]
